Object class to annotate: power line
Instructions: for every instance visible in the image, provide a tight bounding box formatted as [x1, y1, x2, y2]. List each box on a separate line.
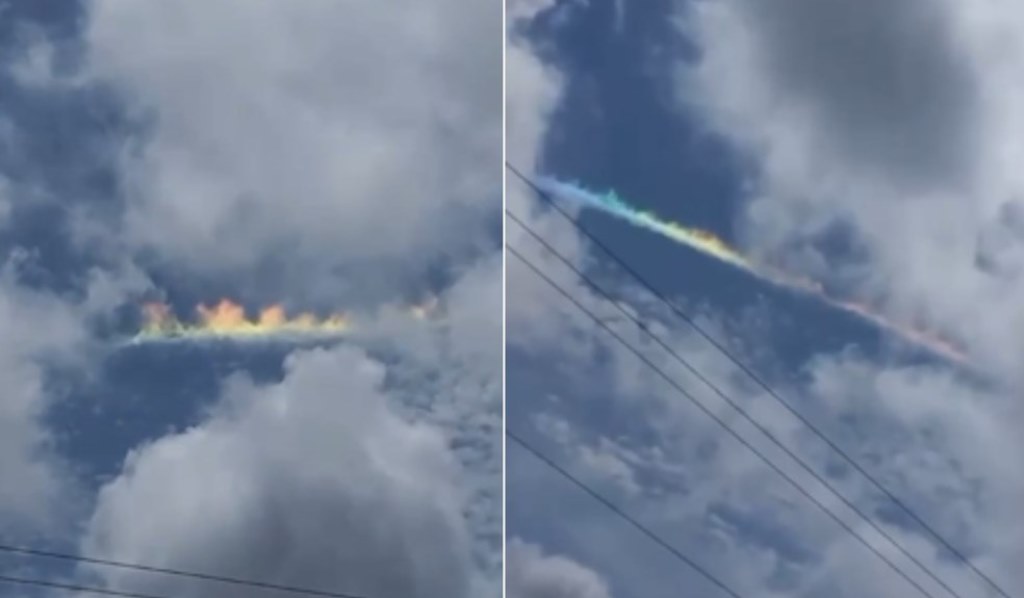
[507, 243, 943, 598]
[0, 544, 369, 598]
[506, 211, 968, 598]
[0, 573, 169, 598]
[507, 161, 1013, 598]
[506, 429, 747, 598]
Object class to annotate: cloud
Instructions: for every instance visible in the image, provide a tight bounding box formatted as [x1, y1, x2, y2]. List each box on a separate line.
[682, 0, 980, 195]
[504, 1, 1024, 595]
[81, 345, 477, 598]
[508, 0, 562, 23]
[79, 0, 500, 297]
[363, 253, 505, 581]
[672, 3, 1024, 585]
[507, 539, 613, 598]
[0, 279, 81, 534]
[0, 253, 147, 536]
[0, 4, 500, 597]
[0, 175, 11, 226]
[676, 0, 1024, 374]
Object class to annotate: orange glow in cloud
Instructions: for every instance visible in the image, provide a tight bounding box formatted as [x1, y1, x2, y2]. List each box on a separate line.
[138, 299, 351, 341]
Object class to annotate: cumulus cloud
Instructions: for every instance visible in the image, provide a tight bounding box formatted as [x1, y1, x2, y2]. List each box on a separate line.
[81, 346, 476, 598]
[62, 0, 502, 593]
[678, 0, 1024, 373]
[360, 253, 504, 580]
[507, 1, 1024, 596]
[0, 2, 500, 596]
[674, 0, 1024, 580]
[507, 539, 613, 598]
[0, 277, 82, 533]
[0, 252, 148, 536]
[683, 0, 980, 196]
[79, 0, 500, 301]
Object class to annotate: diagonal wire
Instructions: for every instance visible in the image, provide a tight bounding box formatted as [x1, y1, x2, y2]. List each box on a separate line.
[0, 544, 369, 598]
[507, 160, 1013, 598]
[506, 429, 747, 598]
[507, 210, 970, 597]
[0, 573, 169, 598]
[507, 242, 944, 598]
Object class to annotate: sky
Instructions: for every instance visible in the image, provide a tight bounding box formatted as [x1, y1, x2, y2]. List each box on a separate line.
[0, 2, 501, 598]
[507, 1, 1024, 597]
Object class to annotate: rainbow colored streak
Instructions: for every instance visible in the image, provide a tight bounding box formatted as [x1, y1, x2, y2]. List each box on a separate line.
[132, 300, 352, 343]
[130, 297, 443, 344]
[536, 177, 967, 364]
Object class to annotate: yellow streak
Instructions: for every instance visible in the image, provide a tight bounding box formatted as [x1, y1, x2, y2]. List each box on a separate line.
[636, 211, 753, 271]
[135, 296, 443, 343]
[139, 299, 351, 340]
[410, 296, 440, 320]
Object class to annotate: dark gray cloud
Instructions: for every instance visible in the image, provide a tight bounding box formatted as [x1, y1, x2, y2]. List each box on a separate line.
[695, 0, 979, 192]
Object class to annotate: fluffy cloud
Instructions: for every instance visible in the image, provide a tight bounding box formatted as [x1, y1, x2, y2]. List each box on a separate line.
[676, 0, 1024, 586]
[0, 276, 82, 533]
[507, 539, 613, 598]
[0, 2, 500, 596]
[81, 345, 476, 598]
[683, 0, 980, 196]
[680, 0, 1024, 373]
[0, 252, 147, 536]
[507, 1, 1024, 596]
[80, 0, 500, 297]
[62, 1, 504, 594]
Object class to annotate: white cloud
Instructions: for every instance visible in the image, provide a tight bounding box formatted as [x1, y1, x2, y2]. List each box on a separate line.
[24, 2, 507, 596]
[0, 253, 147, 536]
[0, 283, 80, 533]
[502, 6, 1024, 598]
[507, 539, 614, 598]
[677, 0, 1024, 374]
[503, 1, 1024, 595]
[362, 253, 505, 581]
[0, 3, 501, 596]
[81, 345, 477, 598]
[508, 0, 560, 23]
[669, 0, 1024, 589]
[80, 0, 500, 288]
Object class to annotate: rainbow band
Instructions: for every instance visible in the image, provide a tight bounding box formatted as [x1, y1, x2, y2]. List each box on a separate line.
[536, 177, 967, 364]
[133, 299, 352, 343]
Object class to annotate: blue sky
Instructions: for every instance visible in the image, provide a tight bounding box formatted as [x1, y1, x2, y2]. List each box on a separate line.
[0, 2, 501, 597]
[507, 1, 1023, 597]
[513, 0, 920, 374]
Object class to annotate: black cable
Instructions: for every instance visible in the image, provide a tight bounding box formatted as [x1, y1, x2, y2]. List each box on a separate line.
[507, 160, 1013, 598]
[507, 211, 967, 598]
[0, 573, 168, 598]
[507, 243, 942, 598]
[506, 429, 747, 598]
[0, 544, 368, 598]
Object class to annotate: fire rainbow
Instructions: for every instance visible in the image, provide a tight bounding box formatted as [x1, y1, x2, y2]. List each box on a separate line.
[535, 177, 968, 365]
[132, 299, 352, 343]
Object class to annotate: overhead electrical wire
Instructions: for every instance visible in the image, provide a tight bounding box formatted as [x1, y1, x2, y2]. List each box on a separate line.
[532, 176, 967, 364]
[0, 573, 170, 598]
[506, 243, 944, 598]
[506, 429, 748, 598]
[507, 209, 974, 597]
[0, 543, 371, 598]
[507, 160, 1013, 598]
